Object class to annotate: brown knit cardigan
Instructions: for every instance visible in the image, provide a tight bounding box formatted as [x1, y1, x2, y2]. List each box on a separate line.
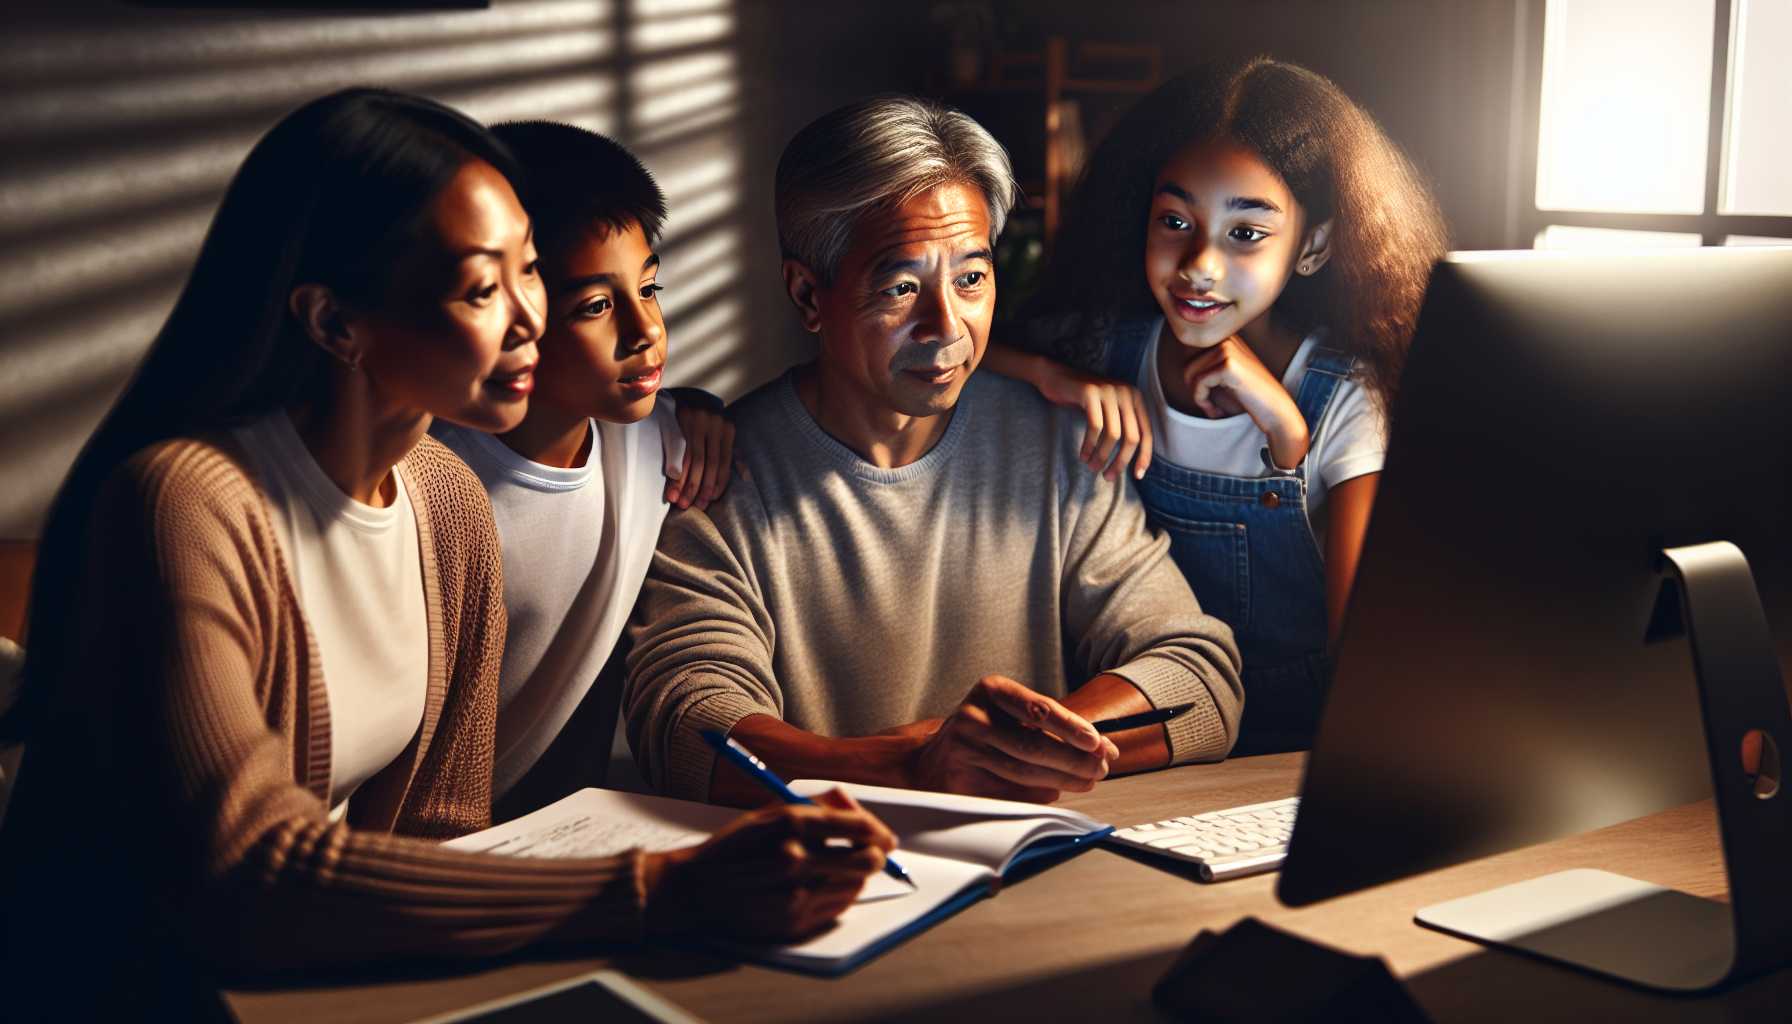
[0, 434, 648, 994]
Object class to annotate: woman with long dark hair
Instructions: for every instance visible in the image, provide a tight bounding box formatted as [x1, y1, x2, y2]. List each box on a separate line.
[0, 88, 890, 1015]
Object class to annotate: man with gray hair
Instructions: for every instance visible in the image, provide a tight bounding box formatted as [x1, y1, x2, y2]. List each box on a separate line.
[625, 96, 1243, 806]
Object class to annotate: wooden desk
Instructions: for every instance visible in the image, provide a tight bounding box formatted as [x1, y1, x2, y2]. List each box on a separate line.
[222, 754, 1792, 1022]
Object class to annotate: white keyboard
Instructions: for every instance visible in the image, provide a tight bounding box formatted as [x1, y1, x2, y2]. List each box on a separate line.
[1106, 796, 1299, 882]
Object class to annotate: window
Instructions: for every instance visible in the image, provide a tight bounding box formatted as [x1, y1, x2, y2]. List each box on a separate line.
[1522, 0, 1792, 248]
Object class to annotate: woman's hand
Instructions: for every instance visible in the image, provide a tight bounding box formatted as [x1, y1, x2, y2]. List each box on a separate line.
[667, 404, 736, 511]
[642, 789, 897, 941]
[1029, 358, 1155, 481]
[1182, 338, 1309, 470]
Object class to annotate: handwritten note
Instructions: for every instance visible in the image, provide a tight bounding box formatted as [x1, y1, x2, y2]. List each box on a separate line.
[463, 814, 706, 859]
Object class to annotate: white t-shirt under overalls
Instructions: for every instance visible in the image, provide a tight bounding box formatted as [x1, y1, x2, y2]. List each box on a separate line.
[1137, 321, 1388, 529]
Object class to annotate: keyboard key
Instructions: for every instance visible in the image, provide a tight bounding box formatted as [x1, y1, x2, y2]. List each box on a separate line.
[1146, 835, 1196, 849]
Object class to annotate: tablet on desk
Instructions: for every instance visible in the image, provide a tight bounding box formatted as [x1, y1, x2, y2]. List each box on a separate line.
[412, 970, 701, 1024]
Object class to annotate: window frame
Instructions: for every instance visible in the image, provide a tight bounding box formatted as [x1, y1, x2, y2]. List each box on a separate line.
[1517, 0, 1792, 246]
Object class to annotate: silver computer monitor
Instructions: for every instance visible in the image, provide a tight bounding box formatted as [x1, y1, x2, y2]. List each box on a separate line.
[1276, 245, 1792, 990]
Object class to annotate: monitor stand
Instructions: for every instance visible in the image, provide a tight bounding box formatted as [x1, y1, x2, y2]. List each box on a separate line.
[1415, 541, 1792, 992]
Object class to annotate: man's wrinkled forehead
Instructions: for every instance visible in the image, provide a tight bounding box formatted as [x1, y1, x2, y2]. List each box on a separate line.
[843, 183, 993, 278]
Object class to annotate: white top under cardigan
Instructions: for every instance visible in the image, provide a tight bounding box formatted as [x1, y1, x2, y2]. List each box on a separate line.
[233, 412, 429, 818]
[433, 398, 684, 798]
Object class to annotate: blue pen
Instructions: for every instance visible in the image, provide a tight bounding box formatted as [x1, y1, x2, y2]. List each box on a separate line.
[700, 729, 916, 889]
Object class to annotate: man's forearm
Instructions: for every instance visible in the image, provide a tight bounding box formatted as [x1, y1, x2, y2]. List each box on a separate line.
[708, 713, 928, 807]
[1062, 673, 1172, 775]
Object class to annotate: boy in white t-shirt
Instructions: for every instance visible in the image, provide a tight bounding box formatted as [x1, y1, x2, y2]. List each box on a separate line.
[434, 122, 734, 814]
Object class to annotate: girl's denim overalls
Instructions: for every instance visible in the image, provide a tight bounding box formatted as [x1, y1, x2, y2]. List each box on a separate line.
[1099, 318, 1353, 755]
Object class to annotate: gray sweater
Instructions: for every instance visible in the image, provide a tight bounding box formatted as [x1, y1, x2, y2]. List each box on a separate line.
[624, 369, 1244, 799]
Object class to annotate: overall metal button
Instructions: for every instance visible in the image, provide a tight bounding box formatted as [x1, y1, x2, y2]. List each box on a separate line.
[1259, 491, 1282, 509]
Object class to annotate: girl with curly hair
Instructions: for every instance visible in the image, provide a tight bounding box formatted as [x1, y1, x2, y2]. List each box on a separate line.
[988, 57, 1448, 755]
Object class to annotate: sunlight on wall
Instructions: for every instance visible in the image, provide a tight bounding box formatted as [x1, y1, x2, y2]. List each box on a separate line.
[1534, 0, 1714, 215]
[0, 0, 749, 537]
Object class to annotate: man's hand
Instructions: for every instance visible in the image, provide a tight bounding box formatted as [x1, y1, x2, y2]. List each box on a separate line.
[1181, 337, 1309, 470]
[644, 788, 896, 941]
[908, 675, 1119, 803]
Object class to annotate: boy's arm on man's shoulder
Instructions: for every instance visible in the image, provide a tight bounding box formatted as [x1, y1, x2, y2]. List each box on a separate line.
[652, 390, 737, 511]
[1058, 454, 1244, 767]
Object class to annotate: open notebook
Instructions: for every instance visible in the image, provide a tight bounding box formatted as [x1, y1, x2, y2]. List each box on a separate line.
[444, 781, 1113, 975]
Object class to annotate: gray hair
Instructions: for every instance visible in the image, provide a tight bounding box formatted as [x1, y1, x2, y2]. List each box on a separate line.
[775, 95, 1019, 284]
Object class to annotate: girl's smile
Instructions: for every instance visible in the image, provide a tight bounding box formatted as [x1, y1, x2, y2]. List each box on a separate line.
[1168, 292, 1235, 324]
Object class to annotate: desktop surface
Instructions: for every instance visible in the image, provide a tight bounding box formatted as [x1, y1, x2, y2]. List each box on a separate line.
[222, 755, 1792, 1024]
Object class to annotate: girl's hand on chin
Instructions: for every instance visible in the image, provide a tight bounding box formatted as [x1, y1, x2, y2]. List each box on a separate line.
[1182, 337, 1310, 469]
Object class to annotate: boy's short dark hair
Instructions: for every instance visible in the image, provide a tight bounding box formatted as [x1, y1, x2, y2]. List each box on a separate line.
[492, 120, 667, 262]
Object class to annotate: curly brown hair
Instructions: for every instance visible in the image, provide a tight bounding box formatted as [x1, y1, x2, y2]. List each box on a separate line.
[1029, 57, 1448, 411]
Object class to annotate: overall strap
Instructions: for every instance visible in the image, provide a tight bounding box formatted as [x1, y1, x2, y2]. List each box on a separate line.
[1292, 345, 1357, 435]
[1099, 316, 1162, 384]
